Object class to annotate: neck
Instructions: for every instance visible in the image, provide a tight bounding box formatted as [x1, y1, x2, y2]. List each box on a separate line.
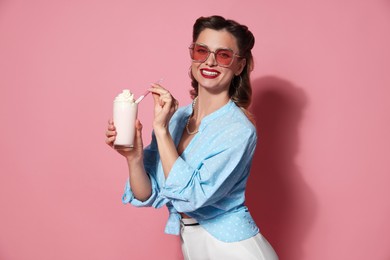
[194, 88, 230, 122]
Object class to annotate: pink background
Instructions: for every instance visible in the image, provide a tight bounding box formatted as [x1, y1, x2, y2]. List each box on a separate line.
[1, 1, 389, 259]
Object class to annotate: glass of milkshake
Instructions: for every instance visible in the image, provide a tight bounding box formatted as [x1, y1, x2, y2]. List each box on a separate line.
[113, 89, 138, 149]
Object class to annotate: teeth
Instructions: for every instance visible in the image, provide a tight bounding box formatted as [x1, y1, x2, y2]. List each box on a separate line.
[202, 70, 218, 76]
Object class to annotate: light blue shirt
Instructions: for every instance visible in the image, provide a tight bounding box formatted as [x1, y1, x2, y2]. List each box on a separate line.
[122, 100, 259, 242]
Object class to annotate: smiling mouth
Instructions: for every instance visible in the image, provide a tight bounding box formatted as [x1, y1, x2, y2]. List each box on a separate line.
[201, 69, 220, 78]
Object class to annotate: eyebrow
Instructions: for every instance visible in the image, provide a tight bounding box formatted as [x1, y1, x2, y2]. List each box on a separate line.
[195, 42, 235, 52]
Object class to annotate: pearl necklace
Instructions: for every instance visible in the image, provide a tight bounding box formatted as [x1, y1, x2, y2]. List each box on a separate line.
[186, 97, 199, 135]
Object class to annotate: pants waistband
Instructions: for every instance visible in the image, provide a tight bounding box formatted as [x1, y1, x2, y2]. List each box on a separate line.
[181, 218, 199, 226]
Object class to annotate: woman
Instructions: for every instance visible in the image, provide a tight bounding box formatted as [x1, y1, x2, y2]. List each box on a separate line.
[106, 15, 278, 260]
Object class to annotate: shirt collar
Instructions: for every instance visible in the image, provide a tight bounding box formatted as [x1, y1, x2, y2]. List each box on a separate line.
[198, 100, 234, 132]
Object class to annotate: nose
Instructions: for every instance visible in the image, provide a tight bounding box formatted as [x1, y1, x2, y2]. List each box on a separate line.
[205, 51, 218, 66]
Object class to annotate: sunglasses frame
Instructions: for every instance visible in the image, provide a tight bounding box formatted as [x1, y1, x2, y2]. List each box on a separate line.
[189, 43, 243, 68]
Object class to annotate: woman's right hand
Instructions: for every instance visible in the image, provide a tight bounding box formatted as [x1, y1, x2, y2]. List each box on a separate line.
[149, 83, 178, 133]
[105, 119, 144, 162]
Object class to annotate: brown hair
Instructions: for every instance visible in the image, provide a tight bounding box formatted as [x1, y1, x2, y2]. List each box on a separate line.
[189, 15, 255, 122]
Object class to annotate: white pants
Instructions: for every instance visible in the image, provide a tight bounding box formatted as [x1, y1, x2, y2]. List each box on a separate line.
[180, 218, 279, 260]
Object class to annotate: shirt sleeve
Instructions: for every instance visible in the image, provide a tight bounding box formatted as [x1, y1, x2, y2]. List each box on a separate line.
[152, 127, 257, 213]
[122, 132, 160, 207]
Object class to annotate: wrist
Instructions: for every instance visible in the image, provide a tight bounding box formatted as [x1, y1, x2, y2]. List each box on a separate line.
[153, 125, 169, 136]
[126, 156, 143, 166]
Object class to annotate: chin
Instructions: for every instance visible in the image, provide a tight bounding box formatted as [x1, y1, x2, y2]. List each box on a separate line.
[199, 83, 230, 94]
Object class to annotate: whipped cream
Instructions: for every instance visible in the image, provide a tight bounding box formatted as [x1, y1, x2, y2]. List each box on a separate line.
[114, 89, 135, 103]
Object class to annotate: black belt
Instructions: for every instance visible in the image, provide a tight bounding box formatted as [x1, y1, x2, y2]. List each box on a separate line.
[183, 222, 199, 226]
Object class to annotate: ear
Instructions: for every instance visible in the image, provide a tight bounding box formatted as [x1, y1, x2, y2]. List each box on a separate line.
[235, 58, 246, 76]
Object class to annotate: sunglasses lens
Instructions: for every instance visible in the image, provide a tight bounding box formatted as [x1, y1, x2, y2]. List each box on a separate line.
[215, 49, 234, 66]
[192, 44, 209, 62]
[190, 43, 235, 67]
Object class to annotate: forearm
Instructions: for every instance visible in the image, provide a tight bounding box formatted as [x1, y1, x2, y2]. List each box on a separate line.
[154, 128, 179, 178]
[127, 158, 152, 202]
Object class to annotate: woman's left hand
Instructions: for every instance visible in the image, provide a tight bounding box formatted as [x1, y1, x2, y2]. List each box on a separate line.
[149, 83, 179, 132]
